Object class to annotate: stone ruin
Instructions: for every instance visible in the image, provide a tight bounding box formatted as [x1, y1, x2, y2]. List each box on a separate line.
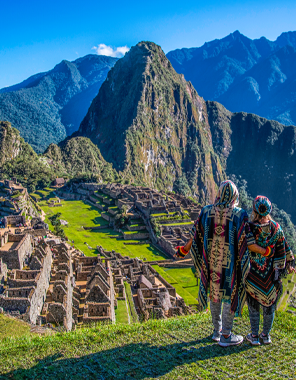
[0, 237, 52, 324]
[71, 254, 115, 325]
[0, 178, 38, 219]
[98, 246, 194, 321]
[0, 231, 117, 330]
[56, 182, 201, 261]
[42, 243, 75, 331]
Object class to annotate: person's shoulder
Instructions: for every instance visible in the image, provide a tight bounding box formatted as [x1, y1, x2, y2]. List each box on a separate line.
[200, 205, 213, 215]
[270, 220, 282, 232]
[202, 204, 213, 212]
[232, 206, 247, 218]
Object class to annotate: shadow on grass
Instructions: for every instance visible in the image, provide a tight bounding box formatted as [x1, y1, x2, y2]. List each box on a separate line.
[146, 245, 169, 260]
[1, 337, 252, 380]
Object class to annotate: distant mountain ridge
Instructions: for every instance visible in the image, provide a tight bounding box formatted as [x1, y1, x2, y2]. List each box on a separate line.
[0, 55, 118, 152]
[167, 30, 296, 127]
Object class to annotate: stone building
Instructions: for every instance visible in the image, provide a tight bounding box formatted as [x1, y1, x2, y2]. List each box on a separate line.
[44, 243, 74, 331]
[98, 246, 191, 321]
[72, 254, 115, 325]
[0, 258, 7, 283]
[0, 233, 33, 269]
[0, 239, 52, 323]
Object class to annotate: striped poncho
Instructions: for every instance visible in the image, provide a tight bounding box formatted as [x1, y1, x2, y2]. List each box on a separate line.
[189, 183, 254, 316]
[245, 220, 294, 309]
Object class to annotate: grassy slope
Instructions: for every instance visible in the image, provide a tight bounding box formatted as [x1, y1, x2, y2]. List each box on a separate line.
[41, 199, 166, 260]
[0, 314, 31, 340]
[1, 311, 295, 379]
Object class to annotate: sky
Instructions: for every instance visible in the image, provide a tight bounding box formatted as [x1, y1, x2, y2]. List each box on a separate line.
[1, 0, 296, 88]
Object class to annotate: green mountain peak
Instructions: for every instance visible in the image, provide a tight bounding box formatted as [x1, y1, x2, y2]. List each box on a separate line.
[78, 41, 224, 202]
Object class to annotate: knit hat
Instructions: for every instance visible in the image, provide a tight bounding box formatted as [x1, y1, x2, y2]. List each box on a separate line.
[253, 195, 272, 216]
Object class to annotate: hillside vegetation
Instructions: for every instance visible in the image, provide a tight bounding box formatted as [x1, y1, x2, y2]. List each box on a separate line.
[0, 311, 295, 379]
[44, 137, 118, 181]
[207, 101, 296, 223]
[0, 55, 117, 152]
[0, 121, 55, 192]
[78, 41, 225, 203]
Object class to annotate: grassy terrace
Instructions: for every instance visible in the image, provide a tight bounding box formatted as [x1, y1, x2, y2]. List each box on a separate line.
[152, 265, 199, 305]
[115, 300, 129, 324]
[151, 212, 176, 218]
[1, 311, 295, 379]
[40, 199, 166, 261]
[94, 191, 114, 202]
[279, 274, 295, 311]
[124, 230, 147, 235]
[0, 314, 31, 340]
[160, 222, 194, 226]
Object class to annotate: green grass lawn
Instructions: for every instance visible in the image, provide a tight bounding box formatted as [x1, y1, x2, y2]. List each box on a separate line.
[115, 300, 129, 324]
[151, 212, 176, 218]
[129, 223, 145, 228]
[160, 222, 194, 226]
[1, 311, 295, 379]
[124, 230, 147, 235]
[30, 193, 42, 200]
[36, 189, 55, 197]
[152, 265, 198, 305]
[124, 282, 138, 323]
[278, 274, 295, 311]
[0, 314, 31, 340]
[40, 199, 166, 260]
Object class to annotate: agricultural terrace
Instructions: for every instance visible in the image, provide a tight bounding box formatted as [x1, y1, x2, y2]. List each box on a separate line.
[34, 191, 200, 309]
[39, 199, 165, 261]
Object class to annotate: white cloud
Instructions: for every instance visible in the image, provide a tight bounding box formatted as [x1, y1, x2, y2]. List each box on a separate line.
[92, 44, 130, 58]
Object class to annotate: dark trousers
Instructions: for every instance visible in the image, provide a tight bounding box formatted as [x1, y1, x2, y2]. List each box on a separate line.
[247, 302, 276, 336]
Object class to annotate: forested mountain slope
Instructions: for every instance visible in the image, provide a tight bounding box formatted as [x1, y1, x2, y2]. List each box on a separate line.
[167, 30, 296, 126]
[0, 55, 117, 152]
[77, 41, 225, 203]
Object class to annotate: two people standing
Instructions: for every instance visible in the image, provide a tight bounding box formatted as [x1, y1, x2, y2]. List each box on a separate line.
[176, 180, 295, 346]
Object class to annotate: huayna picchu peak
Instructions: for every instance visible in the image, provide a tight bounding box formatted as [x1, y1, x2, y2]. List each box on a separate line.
[77, 41, 225, 203]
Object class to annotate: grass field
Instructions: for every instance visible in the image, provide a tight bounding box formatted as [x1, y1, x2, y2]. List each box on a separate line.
[152, 265, 199, 305]
[115, 300, 129, 324]
[278, 274, 295, 311]
[0, 314, 31, 340]
[1, 311, 295, 379]
[40, 199, 167, 260]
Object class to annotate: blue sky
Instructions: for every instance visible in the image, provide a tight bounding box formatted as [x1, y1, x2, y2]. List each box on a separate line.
[1, 0, 296, 88]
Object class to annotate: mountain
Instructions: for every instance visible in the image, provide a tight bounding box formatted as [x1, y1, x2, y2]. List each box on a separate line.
[207, 101, 296, 221]
[0, 121, 116, 191]
[77, 41, 225, 203]
[0, 55, 117, 153]
[0, 121, 55, 191]
[167, 31, 296, 126]
[44, 137, 117, 182]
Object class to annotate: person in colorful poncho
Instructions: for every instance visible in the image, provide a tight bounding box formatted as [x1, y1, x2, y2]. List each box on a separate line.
[175, 180, 268, 347]
[245, 196, 295, 346]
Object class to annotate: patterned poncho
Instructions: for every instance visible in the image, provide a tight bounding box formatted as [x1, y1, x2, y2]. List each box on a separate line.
[245, 220, 294, 308]
[189, 180, 254, 316]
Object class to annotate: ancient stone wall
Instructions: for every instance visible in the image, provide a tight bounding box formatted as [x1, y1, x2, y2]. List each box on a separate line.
[29, 247, 52, 323]
[0, 234, 33, 269]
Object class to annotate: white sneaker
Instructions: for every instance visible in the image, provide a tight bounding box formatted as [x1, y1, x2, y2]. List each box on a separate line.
[218, 332, 244, 347]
